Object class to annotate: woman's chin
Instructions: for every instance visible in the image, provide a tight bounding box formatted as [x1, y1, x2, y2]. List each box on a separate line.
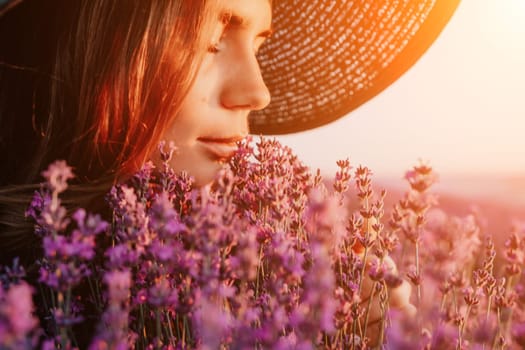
[162, 147, 226, 188]
[182, 160, 223, 188]
[192, 171, 218, 187]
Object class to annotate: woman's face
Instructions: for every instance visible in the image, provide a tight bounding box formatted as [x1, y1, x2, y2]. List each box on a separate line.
[159, 0, 272, 186]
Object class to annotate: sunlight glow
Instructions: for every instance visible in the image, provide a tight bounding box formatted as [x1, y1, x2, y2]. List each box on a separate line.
[277, 0, 525, 182]
[481, 0, 525, 38]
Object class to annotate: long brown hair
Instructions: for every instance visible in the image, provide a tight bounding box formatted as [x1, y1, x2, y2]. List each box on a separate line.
[0, 0, 219, 262]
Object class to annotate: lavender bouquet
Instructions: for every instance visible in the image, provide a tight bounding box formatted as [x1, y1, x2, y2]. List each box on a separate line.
[1, 137, 524, 349]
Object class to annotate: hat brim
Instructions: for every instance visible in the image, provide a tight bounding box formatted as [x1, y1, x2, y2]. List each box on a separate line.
[250, 0, 461, 135]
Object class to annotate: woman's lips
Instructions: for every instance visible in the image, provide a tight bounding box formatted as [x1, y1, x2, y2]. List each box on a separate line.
[197, 137, 242, 161]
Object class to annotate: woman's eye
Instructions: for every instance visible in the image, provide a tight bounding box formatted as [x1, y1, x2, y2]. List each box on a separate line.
[207, 43, 220, 54]
[207, 44, 219, 54]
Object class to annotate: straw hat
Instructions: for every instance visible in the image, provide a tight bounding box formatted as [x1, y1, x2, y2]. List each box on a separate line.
[0, 0, 461, 135]
[251, 0, 461, 134]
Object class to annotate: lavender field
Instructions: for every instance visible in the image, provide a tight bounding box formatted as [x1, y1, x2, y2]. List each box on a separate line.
[1, 138, 524, 349]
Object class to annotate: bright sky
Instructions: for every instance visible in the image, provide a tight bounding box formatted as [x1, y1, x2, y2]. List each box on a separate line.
[276, 0, 525, 180]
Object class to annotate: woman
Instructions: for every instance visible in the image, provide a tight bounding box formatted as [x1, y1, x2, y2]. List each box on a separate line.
[0, 0, 460, 346]
[0, 0, 460, 261]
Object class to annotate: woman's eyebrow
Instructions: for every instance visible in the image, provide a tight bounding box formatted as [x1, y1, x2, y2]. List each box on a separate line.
[221, 11, 273, 39]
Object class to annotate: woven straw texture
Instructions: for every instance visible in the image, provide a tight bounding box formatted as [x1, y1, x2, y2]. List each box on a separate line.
[251, 0, 460, 135]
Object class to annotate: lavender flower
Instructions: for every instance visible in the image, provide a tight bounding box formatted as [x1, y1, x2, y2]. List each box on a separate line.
[41, 160, 74, 194]
[6, 137, 525, 349]
[90, 269, 133, 350]
[0, 282, 39, 349]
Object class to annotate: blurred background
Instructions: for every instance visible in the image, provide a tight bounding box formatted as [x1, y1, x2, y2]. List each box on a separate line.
[276, 0, 525, 237]
[278, 0, 524, 184]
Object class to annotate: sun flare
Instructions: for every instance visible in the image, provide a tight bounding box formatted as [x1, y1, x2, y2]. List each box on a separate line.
[493, 0, 525, 34]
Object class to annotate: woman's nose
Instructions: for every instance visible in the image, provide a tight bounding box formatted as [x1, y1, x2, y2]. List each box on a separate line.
[219, 54, 271, 111]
